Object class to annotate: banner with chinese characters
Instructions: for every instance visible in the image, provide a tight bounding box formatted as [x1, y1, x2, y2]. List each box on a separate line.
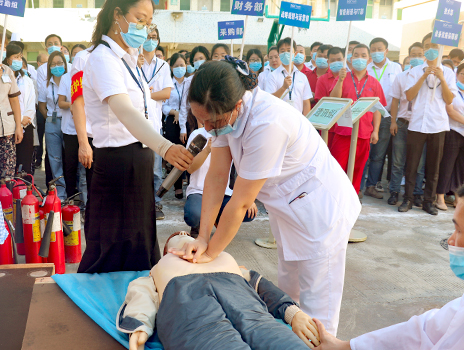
[278, 1, 311, 29]
[432, 20, 462, 47]
[218, 20, 244, 40]
[231, 0, 265, 16]
[0, 0, 26, 17]
[336, 0, 368, 21]
[436, 0, 461, 24]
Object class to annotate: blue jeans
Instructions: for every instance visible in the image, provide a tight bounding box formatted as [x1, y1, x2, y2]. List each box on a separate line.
[153, 151, 163, 203]
[45, 117, 66, 200]
[184, 193, 255, 228]
[389, 118, 425, 195]
[366, 117, 392, 188]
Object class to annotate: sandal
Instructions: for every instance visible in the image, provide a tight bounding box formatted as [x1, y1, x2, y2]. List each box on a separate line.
[435, 202, 448, 211]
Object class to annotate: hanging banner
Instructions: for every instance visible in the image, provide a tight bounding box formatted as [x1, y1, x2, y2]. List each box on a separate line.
[0, 0, 26, 17]
[436, 0, 461, 24]
[218, 20, 244, 40]
[278, 1, 312, 29]
[231, 0, 265, 17]
[336, 0, 368, 21]
[432, 20, 462, 47]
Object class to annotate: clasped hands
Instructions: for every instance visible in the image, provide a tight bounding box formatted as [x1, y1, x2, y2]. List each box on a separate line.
[168, 235, 213, 264]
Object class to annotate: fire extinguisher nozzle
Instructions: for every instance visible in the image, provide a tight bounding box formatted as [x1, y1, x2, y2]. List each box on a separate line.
[62, 221, 72, 237]
[39, 210, 54, 258]
[156, 187, 168, 198]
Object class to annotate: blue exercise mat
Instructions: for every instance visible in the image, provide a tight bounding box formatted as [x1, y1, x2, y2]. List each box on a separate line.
[52, 271, 164, 349]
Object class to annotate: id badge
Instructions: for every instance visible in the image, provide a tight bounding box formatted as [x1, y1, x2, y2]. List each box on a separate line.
[286, 99, 294, 108]
[52, 111, 57, 122]
[2, 74, 11, 84]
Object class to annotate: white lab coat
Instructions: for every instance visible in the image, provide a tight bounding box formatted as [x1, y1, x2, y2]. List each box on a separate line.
[351, 294, 464, 350]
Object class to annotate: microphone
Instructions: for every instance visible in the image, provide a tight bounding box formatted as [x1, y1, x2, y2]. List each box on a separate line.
[156, 134, 207, 198]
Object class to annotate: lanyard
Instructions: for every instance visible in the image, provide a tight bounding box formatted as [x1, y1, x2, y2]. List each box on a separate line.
[51, 82, 58, 111]
[282, 70, 296, 100]
[372, 63, 388, 81]
[141, 59, 165, 85]
[459, 91, 464, 102]
[350, 73, 369, 100]
[175, 81, 184, 110]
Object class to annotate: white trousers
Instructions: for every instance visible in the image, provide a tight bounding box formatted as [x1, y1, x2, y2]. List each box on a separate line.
[276, 221, 349, 337]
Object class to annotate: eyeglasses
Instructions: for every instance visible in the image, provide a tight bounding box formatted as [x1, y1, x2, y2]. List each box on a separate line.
[50, 62, 64, 68]
[124, 16, 157, 33]
[249, 59, 261, 63]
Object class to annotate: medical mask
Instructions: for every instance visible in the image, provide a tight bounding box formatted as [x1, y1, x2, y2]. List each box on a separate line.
[193, 60, 205, 70]
[47, 46, 61, 54]
[410, 58, 424, 67]
[293, 53, 305, 65]
[143, 39, 158, 52]
[352, 58, 368, 71]
[316, 57, 328, 69]
[457, 81, 464, 90]
[64, 54, 70, 63]
[173, 66, 186, 79]
[51, 66, 65, 77]
[249, 62, 262, 72]
[449, 245, 464, 280]
[208, 111, 239, 136]
[404, 64, 411, 71]
[22, 69, 28, 75]
[347, 53, 352, 63]
[187, 65, 195, 74]
[371, 51, 385, 64]
[329, 61, 344, 73]
[312, 52, 317, 61]
[10, 60, 22, 72]
[118, 17, 148, 49]
[424, 48, 439, 61]
[279, 52, 292, 66]
[264, 61, 269, 67]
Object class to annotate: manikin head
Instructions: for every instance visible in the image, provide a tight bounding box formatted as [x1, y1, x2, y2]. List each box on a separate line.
[164, 231, 195, 255]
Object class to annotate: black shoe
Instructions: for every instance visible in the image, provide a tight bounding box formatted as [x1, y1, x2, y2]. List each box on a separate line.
[413, 195, 423, 208]
[190, 226, 199, 238]
[388, 192, 399, 205]
[422, 202, 438, 215]
[155, 205, 165, 220]
[34, 161, 42, 169]
[398, 199, 412, 212]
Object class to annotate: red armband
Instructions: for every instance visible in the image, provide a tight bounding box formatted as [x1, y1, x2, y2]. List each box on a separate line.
[71, 71, 83, 104]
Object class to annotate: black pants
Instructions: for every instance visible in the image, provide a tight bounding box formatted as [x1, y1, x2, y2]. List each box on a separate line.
[163, 114, 183, 191]
[405, 130, 446, 203]
[437, 130, 464, 194]
[15, 124, 34, 174]
[35, 107, 45, 163]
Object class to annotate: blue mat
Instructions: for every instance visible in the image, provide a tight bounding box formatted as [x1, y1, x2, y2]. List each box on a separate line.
[52, 271, 164, 349]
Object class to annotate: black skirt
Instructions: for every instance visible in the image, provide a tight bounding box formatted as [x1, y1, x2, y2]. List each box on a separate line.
[78, 142, 160, 273]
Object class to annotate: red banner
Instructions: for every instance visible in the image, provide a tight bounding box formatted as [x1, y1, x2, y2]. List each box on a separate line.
[71, 71, 83, 104]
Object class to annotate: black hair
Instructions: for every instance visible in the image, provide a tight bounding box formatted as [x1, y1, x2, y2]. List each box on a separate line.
[422, 32, 433, 45]
[349, 40, 360, 46]
[9, 41, 24, 51]
[353, 44, 370, 56]
[268, 45, 278, 54]
[369, 37, 388, 49]
[310, 41, 323, 51]
[156, 45, 165, 57]
[442, 59, 454, 70]
[178, 49, 188, 54]
[277, 37, 297, 52]
[47, 51, 68, 86]
[408, 42, 423, 55]
[211, 43, 230, 57]
[45, 34, 62, 46]
[71, 44, 87, 57]
[450, 48, 464, 61]
[190, 45, 210, 66]
[169, 52, 187, 78]
[3, 44, 24, 77]
[21, 57, 30, 77]
[328, 47, 344, 58]
[317, 44, 333, 54]
[245, 48, 264, 74]
[91, 0, 155, 50]
[457, 63, 464, 74]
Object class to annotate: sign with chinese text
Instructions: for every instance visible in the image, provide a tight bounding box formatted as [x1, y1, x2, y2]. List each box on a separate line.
[436, 0, 461, 24]
[0, 0, 26, 17]
[278, 1, 311, 29]
[218, 20, 244, 40]
[307, 97, 353, 130]
[231, 0, 265, 16]
[432, 20, 462, 47]
[336, 0, 368, 21]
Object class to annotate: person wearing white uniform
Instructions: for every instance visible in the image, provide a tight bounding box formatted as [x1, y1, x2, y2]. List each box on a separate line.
[170, 59, 361, 337]
[314, 185, 464, 350]
[259, 46, 281, 90]
[78, 0, 193, 274]
[265, 37, 312, 116]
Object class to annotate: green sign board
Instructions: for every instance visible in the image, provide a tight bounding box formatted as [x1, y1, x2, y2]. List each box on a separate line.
[307, 97, 353, 130]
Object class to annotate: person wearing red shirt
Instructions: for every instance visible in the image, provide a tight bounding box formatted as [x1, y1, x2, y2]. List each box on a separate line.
[314, 47, 345, 148]
[307, 44, 332, 107]
[329, 44, 386, 195]
[294, 44, 312, 82]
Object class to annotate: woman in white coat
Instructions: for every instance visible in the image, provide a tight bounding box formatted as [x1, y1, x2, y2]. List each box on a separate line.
[171, 57, 361, 337]
[314, 185, 464, 350]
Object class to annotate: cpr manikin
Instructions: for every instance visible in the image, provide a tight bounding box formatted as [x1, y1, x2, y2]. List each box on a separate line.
[116, 232, 321, 350]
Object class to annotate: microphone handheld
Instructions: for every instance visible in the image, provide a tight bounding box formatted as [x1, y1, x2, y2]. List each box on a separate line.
[156, 134, 207, 198]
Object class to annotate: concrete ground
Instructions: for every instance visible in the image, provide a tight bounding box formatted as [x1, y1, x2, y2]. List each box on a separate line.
[28, 167, 463, 341]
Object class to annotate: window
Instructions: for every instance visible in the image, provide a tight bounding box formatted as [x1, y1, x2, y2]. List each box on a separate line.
[53, 0, 64, 8]
[379, 0, 392, 6]
[28, 0, 40, 8]
[220, 0, 230, 11]
[180, 0, 190, 10]
[95, 0, 105, 8]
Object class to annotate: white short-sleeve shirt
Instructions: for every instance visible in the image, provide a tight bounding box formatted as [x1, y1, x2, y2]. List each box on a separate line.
[37, 61, 72, 101]
[162, 77, 188, 122]
[258, 70, 270, 90]
[38, 77, 62, 118]
[389, 70, 411, 121]
[264, 65, 312, 114]
[83, 35, 152, 148]
[367, 58, 402, 111]
[57, 73, 76, 135]
[450, 90, 464, 137]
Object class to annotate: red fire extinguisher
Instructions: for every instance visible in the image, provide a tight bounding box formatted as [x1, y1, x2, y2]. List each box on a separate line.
[62, 193, 82, 264]
[0, 180, 14, 265]
[39, 181, 65, 274]
[21, 186, 43, 264]
[12, 178, 27, 255]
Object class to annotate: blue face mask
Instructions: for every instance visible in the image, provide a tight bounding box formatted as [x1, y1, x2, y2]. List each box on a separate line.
[118, 17, 148, 49]
[371, 51, 385, 64]
[249, 62, 262, 72]
[51, 65, 65, 77]
[193, 60, 205, 70]
[187, 65, 196, 74]
[293, 53, 305, 65]
[329, 61, 344, 73]
[143, 39, 158, 52]
[449, 245, 464, 280]
[316, 57, 328, 69]
[347, 53, 352, 63]
[64, 54, 70, 63]
[264, 61, 269, 67]
[404, 64, 411, 71]
[47, 46, 61, 55]
[10, 59, 22, 72]
[312, 52, 317, 61]
[424, 48, 439, 61]
[352, 58, 368, 71]
[410, 57, 424, 67]
[279, 52, 293, 66]
[22, 68, 28, 75]
[173, 66, 186, 79]
[208, 111, 239, 136]
[457, 81, 464, 90]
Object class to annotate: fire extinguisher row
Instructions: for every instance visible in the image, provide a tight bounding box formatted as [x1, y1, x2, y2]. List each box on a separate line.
[0, 171, 83, 274]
